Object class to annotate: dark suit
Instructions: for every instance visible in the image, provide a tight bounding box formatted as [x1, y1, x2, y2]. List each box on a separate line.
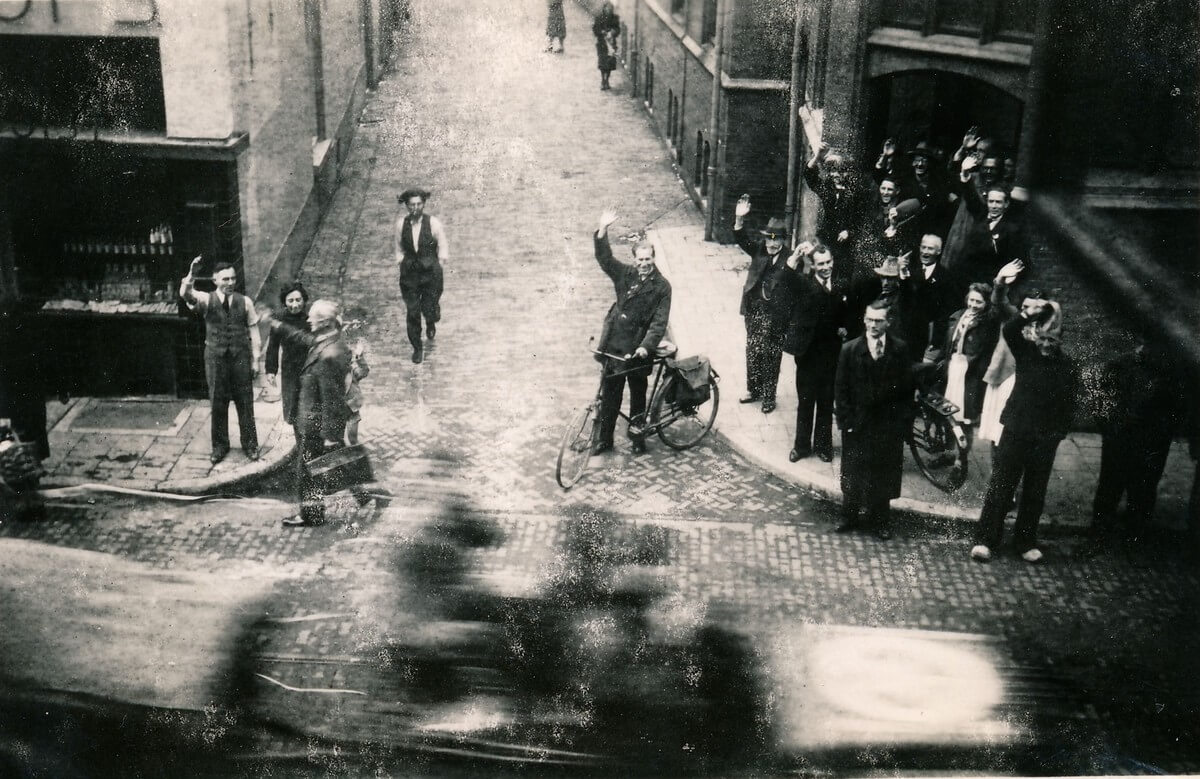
[898, 169, 955, 239]
[295, 333, 352, 524]
[803, 165, 874, 278]
[908, 263, 963, 359]
[594, 232, 672, 446]
[943, 179, 1028, 285]
[735, 226, 792, 403]
[835, 334, 914, 527]
[974, 317, 1077, 554]
[783, 271, 844, 457]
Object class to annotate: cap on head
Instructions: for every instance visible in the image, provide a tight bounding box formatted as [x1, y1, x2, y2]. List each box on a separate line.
[398, 188, 431, 204]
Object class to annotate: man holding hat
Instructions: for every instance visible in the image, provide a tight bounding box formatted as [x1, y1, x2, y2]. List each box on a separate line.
[394, 188, 449, 364]
[733, 195, 794, 414]
[897, 140, 955, 239]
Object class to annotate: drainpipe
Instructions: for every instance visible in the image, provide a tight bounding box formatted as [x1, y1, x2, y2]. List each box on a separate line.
[703, 0, 728, 242]
[784, 0, 804, 248]
[361, 0, 376, 88]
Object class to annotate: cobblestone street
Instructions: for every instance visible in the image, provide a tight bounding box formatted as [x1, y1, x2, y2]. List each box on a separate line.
[3, 0, 1199, 774]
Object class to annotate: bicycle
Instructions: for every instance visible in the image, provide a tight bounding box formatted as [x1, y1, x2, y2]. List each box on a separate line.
[906, 388, 970, 492]
[556, 343, 720, 489]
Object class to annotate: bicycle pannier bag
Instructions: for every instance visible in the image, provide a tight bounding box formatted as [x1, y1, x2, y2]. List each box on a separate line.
[667, 356, 711, 406]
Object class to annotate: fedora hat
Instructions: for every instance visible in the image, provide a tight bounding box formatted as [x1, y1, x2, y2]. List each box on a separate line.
[760, 217, 789, 239]
[909, 141, 937, 160]
[874, 256, 902, 278]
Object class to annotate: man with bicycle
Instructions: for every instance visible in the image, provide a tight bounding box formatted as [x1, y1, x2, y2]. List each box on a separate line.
[592, 210, 672, 455]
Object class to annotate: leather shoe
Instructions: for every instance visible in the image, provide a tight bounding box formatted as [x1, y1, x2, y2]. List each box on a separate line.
[412, 347, 423, 364]
[738, 393, 760, 404]
[761, 400, 777, 414]
[631, 439, 647, 455]
[244, 447, 259, 462]
[817, 451, 833, 463]
[789, 448, 810, 463]
[874, 525, 893, 541]
[426, 325, 436, 340]
[835, 521, 858, 534]
[591, 440, 614, 455]
[210, 448, 229, 465]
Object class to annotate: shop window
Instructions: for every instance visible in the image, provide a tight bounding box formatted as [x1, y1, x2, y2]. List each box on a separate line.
[0, 35, 167, 135]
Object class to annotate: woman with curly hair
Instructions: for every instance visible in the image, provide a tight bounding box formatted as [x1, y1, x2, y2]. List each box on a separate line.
[263, 281, 310, 430]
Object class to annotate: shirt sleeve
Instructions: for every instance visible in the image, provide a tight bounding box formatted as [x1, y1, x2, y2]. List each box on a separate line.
[430, 216, 450, 261]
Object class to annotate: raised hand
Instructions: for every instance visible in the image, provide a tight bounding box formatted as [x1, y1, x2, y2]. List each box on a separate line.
[882, 138, 896, 157]
[962, 126, 981, 150]
[960, 155, 979, 175]
[996, 259, 1025, 282]
[598, 208, 618, 232]
[188, 256, 203, 276]
[734, 194, 751, 218]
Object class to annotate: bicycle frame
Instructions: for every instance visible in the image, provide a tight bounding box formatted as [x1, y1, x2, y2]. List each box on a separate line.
[593, 350, 671, 434]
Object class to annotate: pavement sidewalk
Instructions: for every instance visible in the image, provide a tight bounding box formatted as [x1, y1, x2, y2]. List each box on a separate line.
[39, 381, 293, 495]
[650, 224, 1195, 530]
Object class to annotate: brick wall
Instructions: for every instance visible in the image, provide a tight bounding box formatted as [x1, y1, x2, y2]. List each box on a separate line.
[726, 0, 792, 81]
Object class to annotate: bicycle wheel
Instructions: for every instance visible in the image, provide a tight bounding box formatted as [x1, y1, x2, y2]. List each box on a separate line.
[651, 375, 719, 450]
[556, 403, 597, 489]
[907, 404, 969, 492]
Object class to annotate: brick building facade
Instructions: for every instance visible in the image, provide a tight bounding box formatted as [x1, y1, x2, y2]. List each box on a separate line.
[0, 0, 406, 397]
[601, 0, 1198, 371]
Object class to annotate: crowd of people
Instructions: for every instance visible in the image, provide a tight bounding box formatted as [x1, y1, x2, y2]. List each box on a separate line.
[733, 130, 1198, 560]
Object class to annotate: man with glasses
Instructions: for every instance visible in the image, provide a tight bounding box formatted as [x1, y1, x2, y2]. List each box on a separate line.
[180, 257, 261, 464]
[834, 299, 914, 540]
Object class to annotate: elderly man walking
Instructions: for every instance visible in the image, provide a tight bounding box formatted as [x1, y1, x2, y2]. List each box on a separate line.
[733, 195, 793, 414]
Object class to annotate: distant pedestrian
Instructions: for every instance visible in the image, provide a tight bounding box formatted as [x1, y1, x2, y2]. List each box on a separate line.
[970, 273, 1076, 564]
[782, 242, 846, 463]
[835, 300, 914, 540]
[546, 0, 566, 53]
[179, 257, 261, 464]
[593, 2, 621, 90]
[733, 195, 793, 414]
[264, 281, 311, 430]
[591, 209, 671, 456]
[1089, 336, 1188, 540]
[394, 188, 448, 364]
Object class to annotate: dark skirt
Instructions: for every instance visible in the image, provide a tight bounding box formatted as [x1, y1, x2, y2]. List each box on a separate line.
[546, 1, 566, 39]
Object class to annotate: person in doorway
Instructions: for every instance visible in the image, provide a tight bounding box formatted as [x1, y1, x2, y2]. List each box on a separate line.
[179, 257, 261, 464]
[546, 0, 567, 52]
[782, 242, 845, 463]
[592, 209, 671, 456]
[593, 2, 621, 90]
[264, 281, 311, 432]
[733, 195, 793, 414]
[394, 188, 449, 364]
[834, 300, 914, 541]
[970, 269, 1075, 564]
[803, 143, 874, 280]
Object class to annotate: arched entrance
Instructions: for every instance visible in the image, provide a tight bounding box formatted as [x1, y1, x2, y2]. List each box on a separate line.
[866, 70, 1024, 167]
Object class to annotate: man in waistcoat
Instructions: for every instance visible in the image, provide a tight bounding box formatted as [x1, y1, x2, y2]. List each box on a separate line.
[180, 258, 261, 464]
[394, 188, 449, 364]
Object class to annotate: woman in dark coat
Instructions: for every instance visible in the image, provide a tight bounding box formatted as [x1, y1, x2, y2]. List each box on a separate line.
[546, 0, 566, 52]
[933, 281, 1001, 429]
[593, 2, 620, 90]
[263, 282, 310, 428]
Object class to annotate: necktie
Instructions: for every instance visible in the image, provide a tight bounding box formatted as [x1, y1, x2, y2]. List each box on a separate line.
[222, 294, 230, 312]
[873, 338, 883, 360]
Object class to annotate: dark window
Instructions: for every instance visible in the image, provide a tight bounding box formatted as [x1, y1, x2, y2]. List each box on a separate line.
[694, 131, 704, 186]
[676, 118, 685, 164]
[668, 89, 676, 139]
[812, 0, 832, 107]
[645, 61, 654, 106]
[0, 35, 166, 134]
[701, 141, 712, 195]
[671, 0, 686, 16]
[701, 0, 718, 43]
[878, 0, 1035, 44]
[879, 0, 927, 28]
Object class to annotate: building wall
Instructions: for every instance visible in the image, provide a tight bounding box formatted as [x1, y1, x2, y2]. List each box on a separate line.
[320, 0, 366, 144]
[715, 89, 790, 242]
[726, 0, 791, 80]
[226, 0, 320, 294]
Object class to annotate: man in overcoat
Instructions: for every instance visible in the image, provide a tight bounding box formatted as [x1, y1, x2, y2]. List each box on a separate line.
[783, 243, 845, 463]
[733, 195, 793, 414]
[835, 299, 914, 540]
[284, 299, 353, 527]
[592, 209, 672, 455]
[395, 188, 449, 364]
